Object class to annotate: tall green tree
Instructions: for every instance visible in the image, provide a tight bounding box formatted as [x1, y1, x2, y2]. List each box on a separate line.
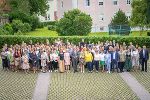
[56, 9, 92, 36]
[130, 0, 150, 35]
[110, 9, 129, 25]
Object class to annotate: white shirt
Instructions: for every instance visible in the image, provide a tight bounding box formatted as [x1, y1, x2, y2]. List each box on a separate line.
[94, 53, 100, 61]
[100, 53, 105, 61]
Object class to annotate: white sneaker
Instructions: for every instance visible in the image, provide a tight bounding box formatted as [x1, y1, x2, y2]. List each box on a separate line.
[49, 70, 50, 72]
[51, 70, 52, 72]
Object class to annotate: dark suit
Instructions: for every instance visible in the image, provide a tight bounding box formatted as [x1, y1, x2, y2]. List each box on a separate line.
[111, 51, 120, 72]
[139, 49, 149, 72]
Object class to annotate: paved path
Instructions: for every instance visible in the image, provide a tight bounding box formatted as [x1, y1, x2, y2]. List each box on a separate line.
[32, 72, 51, 100]
[120, 72, 150, 100]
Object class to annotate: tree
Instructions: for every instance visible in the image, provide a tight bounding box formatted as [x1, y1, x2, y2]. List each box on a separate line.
[130, 0, 150, 35]
[111, 9, 129, 25]
[6, 0, 49, 15]
[56, 9, 92, 36]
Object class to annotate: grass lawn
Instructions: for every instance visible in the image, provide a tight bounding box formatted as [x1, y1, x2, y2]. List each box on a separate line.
[48, 72, 138, 100]
[0, 70, 38, 100]
[25, 27, 58, 37]
[25, 27, 148, 37]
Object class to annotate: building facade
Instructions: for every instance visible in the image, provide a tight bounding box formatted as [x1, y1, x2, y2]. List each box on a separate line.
[38, 0, 57, 22]
[39, 0, 132, 32]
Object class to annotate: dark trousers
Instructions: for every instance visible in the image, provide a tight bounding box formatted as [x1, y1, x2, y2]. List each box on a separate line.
[142, 59, 147, 71]
[2, 58, 9, 69]
[94, 60, 99, 71]
[48, 61, 53, 70]
[53, 61, 58, 70]
[87, 62, 92, 71]
[111, 59, 118, 72]
[72, 58, 78, 72]
[119, 62, 125, 72]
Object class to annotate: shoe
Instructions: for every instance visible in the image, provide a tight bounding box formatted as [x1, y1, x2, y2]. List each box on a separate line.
[49, 70, 50, 72]
[96, 71, 98, 73]
[51, 70, 52, 72]
[145, 70, 147, 72]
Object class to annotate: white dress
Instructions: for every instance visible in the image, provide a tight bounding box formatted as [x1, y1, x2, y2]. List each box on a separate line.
[41, 52, 48, 67]
[22, 55, 30, 69]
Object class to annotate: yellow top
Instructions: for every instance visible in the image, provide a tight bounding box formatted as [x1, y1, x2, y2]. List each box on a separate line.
[84, 51, 93, 62]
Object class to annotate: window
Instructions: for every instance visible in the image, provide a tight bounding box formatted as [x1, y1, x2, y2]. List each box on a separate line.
[127, 0, 131, 4]
[99, 14, 104, 21]
[100, 27, 104, 31]
[61, 0, 63, 8]
[99, 0, 103, 5]
[126, 12, 131, 20]
[85, 0, 90, 6]
[113, 0, 118, 5]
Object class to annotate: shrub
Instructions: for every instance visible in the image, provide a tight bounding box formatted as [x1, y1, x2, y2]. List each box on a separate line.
[38, 22, 44, 28]
[28, 15, 40, 31]
[56, 9, 92, 36]
[0, 23, 13, 35]
[11, 20, 31, 34]
[48, 25, 56, 31]
[0, 36, 150, 49]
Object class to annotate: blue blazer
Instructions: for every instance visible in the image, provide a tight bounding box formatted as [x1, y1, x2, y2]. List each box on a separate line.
[111, 51, 119, 62]
[140, 49, 149, 60]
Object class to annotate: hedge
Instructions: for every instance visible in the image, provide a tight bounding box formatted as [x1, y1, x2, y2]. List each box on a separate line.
[0, 35, 150, 49]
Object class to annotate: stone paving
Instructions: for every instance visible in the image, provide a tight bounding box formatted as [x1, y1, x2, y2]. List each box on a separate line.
[48, 72, 138, 100]
[0, 70, 38, 100]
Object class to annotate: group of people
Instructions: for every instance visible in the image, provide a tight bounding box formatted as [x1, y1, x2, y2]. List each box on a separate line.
[0, 39, 149, 74]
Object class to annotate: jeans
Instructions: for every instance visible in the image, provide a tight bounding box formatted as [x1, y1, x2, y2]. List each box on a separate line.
[94, 60, 99, 71]
[87, 62, 92, 71]
[111, 59, 118, 72]
[106, 63, 111, 72]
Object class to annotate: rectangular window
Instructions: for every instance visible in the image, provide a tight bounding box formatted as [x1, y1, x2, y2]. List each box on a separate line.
[85, 0, 90, 6]
[113, 0, 118, 5]
[99, 0, 103, 5]
[127, 0, 131, 4]
[99, 2, 103, 5]
[61, 0, 63, 8]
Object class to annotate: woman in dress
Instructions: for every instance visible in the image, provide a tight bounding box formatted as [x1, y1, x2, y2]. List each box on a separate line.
[131, 48, 139, 71]
[64, 49, 71, 73]
[41, 50, 49, 73]
[79, 48, 85, 73]
[22, 52, 30, 73]
[31, 50, 38, 73]
[13, 48, 21, 72]
[52, 49, 59, 72]
[58, 48, 65, 73]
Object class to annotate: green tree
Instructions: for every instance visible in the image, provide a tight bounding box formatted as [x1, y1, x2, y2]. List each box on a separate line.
[111, 9, 129, 25]
[130, 0, 150, 35]
[56, 9, 92, 36]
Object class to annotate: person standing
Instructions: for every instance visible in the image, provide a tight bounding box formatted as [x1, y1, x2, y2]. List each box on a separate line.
[79, 48, 85, 73]
[118, 48, 126, 72]
[139, 46, 149, 72]
[100, 50, 105, 72]
[52, 50, 59, 72]
[132, 48, 139, 71]
[22, 52, 30, 73]
[64, 49, 71, 73]
[31, 50, 38, 73]
[85, 49, 93, 73]
[41, 50, 49, 73]
[1, 48, 9, 71]
[105, 51, 111, 73]
[125, 48, 132, 72]
[93, 50, 100, 72]
[13, 49, 21, 72]
[58, 49, 65, 73]
[111, 48, 119, 72]
[71, 47, 79, 73]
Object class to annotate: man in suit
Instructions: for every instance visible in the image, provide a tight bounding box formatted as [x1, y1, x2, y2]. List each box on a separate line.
[140, 46, 149, 72]
[71, 46, 79, 73]
[111, 47, 120, 72]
